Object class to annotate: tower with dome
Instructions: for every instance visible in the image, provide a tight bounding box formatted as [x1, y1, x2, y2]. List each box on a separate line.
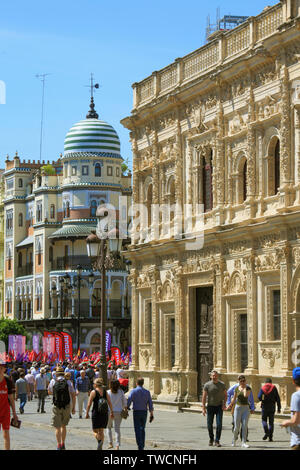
[2, 96, 132, 354]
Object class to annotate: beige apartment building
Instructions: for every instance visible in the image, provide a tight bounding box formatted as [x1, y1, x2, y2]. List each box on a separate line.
[3, 100, 132, 353]
[122, 0, 300, 408]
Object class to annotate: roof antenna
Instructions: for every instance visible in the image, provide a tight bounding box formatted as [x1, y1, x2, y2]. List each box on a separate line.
[86, 73, 100, 119]
[36, 73, 51, 163]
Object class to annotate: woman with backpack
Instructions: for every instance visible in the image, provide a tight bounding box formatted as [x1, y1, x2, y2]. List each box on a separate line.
[106, 379, 128, 450]
[85, 377, 114, 450]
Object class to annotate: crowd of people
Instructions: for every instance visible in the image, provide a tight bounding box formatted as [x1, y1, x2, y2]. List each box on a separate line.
[0, 358, 154, 450]
[201, 368, 300, 450]
[0, 357, 299, 451]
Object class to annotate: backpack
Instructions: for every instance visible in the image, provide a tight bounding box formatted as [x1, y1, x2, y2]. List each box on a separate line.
[53, 379, 70, 409]
[97, 390, 108, 415]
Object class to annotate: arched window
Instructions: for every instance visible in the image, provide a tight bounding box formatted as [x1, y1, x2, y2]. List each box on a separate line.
[66, 201, 70, 218]
[274, 140, 280, 194]
[267, 137, 280, 196]
[50, 204, 55, 219]
[18, 213, 23, 227]
[18, 178, 23, 188]
[202, 150, 213, 212]
[95, 163, 101, 177]
[243, 160, 247, 202]
[90, 200, 97, 217]
[146, 183, 153, 229]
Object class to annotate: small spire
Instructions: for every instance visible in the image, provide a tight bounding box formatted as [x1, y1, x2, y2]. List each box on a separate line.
[86, 73, 99, 119]
[86, 96, 99, 119]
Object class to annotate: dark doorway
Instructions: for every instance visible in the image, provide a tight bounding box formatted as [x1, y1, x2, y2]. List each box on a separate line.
[196, 286, 214, 400]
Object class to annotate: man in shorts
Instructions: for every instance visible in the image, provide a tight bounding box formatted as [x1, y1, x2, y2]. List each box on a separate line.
[48, 366, 76, 450]
[0, 361, 18, 450]
[281, 367, 300, 450]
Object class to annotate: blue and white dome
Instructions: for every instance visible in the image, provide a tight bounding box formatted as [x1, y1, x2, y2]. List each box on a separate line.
[64, 118, 121, 157]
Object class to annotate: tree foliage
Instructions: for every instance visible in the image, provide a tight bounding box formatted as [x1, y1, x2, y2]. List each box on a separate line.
[0, 319, 28, 348]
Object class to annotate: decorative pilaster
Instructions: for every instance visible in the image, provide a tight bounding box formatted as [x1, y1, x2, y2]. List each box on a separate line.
[279, 244, 293, 373]
[149, 266, 160, 371]
[279, 62, 293, 208]
[243, 253, 259, 374]
[128, 269, 139, 371]
[151, 132, 159, 242]
[172, 264, 184, 372]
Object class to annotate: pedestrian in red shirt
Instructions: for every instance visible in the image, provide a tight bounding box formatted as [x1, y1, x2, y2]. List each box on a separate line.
[0, 361, 18, 450]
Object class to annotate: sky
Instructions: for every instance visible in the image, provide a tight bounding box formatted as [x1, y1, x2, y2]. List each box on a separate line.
[0, 0, 278, 169]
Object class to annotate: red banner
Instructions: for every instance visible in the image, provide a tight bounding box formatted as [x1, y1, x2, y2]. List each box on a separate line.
[110, 347, 121, 365]
[62, 332, 73, 360]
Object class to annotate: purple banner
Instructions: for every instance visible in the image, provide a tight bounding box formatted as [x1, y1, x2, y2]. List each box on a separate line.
[32, 335, 40, 354]
[8, 335, 25, 357]
[105, 331, 111, 354]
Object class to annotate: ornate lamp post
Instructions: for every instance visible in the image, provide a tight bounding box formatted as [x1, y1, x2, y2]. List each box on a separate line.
[86, 209, 122, 385]
[76, 265, 83, 352]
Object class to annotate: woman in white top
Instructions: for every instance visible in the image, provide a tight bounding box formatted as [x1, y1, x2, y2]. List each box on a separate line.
[106, 379, 127, 450]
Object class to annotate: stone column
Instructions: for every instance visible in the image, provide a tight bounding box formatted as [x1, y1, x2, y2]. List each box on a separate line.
[149, 266, 160, 371]
[213, 257, 227, 372]
[243, 253, 259, 374]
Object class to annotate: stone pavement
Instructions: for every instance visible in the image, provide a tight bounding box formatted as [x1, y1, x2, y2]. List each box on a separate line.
[5, 396, 292, 451]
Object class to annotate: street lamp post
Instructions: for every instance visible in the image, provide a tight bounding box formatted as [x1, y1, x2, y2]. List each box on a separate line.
[86, 210, 123, 386]
[76, 265, 82, 352]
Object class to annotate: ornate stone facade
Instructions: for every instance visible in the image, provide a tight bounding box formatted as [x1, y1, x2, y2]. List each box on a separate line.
[122, 1, 300, 408]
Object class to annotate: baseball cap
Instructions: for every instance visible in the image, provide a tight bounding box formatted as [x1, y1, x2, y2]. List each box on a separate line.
[292, 367, 300, 380]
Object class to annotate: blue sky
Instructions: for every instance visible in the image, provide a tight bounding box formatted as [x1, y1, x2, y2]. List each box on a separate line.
[0, 0, 278, 169]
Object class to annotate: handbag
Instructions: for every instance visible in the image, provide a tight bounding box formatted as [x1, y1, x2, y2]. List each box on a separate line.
[121, 408, 129, 419]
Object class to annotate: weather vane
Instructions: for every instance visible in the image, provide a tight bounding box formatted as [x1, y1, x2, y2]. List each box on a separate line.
[86, 73, 100, 119]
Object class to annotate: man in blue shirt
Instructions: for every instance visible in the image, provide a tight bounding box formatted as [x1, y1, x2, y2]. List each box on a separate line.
[127, 377, 154, 450]
[75, 370, 90, 418]
[226, 382, 255, 440]
[281, 367, 300, 450]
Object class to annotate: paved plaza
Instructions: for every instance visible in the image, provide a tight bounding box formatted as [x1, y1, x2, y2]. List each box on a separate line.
[4, 396, 291, 451]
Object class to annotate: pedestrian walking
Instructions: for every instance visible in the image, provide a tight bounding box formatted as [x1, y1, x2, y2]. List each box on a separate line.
[85, 378, 114, 450]
[35, 367, 49, 413]
[25, 369, 35, 401]
[0, 360, 18, 450]
[226, 381, 255, 440]
[106, 379, 128, 450]
[127, 377, 154, 451]
[258, 378, 281, 442]
[48, 366, 76, 450]
[202, 370, 227, 447]
[229, 375, 252, 448]
[281, 367, 300, 450]
[15, 372, 29, 414]
[75, 369, 90, 418]
[86, 363, 95, 389]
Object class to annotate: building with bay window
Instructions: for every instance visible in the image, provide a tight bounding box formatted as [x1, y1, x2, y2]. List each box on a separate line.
[3, 99, 132, 353]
